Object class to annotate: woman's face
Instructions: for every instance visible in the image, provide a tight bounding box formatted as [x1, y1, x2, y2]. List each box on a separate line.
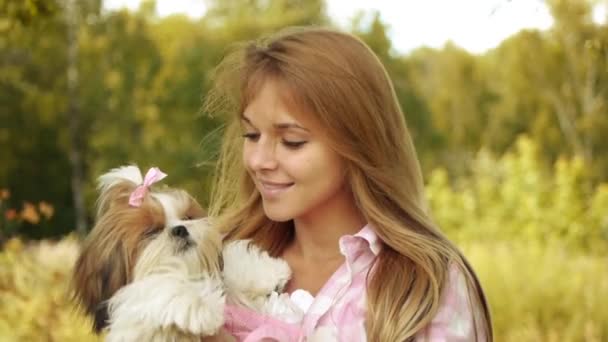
[241, 80, 350, 222]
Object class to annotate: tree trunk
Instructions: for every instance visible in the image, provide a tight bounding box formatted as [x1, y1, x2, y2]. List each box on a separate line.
[66, 0, 87, 235]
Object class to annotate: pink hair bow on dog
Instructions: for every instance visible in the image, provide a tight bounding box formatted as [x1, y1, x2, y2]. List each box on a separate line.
[128, 167, 167, 207]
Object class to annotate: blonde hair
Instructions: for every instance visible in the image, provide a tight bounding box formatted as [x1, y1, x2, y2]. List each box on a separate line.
[205, 26, 492, 341]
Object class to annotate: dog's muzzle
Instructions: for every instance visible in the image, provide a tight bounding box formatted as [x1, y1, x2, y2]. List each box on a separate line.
[171, 225, 194, 251]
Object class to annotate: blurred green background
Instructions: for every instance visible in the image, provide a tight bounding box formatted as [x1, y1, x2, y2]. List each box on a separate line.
[1, 0, 607, 341]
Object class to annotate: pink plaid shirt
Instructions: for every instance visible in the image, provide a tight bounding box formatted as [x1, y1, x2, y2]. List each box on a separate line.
[224, 224, 484, 341]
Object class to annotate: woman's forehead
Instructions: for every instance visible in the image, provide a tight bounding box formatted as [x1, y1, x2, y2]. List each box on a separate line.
[243, 79, 314, 127]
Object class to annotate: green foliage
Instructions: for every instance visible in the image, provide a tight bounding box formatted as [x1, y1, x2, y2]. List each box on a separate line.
[406, 44, 496, 176]
[425, 135, 608, 340]
[486, 0, 608, 181]
[1, 0, 329, 235]
[0, 0, 59, 31]
[428, 135, 608, 252]
[204, 0, 328, 41]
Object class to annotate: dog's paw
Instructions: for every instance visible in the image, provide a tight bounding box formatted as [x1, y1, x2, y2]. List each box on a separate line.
[162, 276, 226, 336]
[262, 291, 304, 324]
[222, 240, 291, 308]
[108, 273, 225, 337]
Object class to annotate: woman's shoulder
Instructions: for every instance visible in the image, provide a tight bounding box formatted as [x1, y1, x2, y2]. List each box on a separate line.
[414, 262, 487, 341]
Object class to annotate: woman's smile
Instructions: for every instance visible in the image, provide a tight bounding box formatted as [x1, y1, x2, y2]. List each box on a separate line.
[258, 180, 295, 199]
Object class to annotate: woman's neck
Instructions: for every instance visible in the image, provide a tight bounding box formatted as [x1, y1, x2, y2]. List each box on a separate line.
[289, 191, 366, 263]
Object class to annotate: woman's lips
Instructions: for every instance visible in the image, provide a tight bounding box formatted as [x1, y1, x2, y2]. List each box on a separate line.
[259, 180, 294, 199]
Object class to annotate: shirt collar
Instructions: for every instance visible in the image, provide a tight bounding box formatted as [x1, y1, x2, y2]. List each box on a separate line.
[338, 224, 382, 258]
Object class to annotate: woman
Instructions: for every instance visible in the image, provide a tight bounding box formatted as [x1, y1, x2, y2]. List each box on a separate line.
[206, 26, 492, 341]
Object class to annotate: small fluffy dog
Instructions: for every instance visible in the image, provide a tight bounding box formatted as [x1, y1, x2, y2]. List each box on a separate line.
[72, 165, 293, 341]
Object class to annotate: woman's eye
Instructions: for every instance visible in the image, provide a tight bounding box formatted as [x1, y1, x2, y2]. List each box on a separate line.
[282, 140, 307, 149]
[242, 132, 260, 141]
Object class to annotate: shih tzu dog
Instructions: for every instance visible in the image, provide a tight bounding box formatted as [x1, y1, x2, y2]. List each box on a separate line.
[72, 165, 235, 341]
[72, 165, 325, 341]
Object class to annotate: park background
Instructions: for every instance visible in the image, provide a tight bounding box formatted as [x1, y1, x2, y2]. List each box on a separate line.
[1, 0, 607, 340]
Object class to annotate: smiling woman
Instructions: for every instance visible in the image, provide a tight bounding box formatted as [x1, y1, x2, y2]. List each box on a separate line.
[205, 26, 493, 341]
[240, 79, 353, 225]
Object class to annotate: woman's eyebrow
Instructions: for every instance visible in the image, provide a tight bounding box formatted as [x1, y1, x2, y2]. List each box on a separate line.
[241, 113, 309, 132]
[274, 122, 309, 132]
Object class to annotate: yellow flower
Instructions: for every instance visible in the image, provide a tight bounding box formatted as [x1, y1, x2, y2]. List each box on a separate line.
[39, 201, 54, 219]
[20, 202, 40, 224]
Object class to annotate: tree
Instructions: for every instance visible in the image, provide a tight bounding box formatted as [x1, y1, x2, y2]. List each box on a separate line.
[485, 0, 608, 181]
[203, 0, 328, 41]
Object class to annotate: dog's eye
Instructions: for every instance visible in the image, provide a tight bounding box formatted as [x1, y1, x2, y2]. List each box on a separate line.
[143, 225, 163, 237]
[182, 215, 193, 221]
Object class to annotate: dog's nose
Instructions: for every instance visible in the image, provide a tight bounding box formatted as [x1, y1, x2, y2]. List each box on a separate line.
[171, 225, 189, 238]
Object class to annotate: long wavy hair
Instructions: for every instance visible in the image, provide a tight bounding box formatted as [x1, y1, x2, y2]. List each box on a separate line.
[205, 26, 492, 341]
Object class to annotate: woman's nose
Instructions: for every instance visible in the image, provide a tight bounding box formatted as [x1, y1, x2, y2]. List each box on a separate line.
[247, 139, 278, 171]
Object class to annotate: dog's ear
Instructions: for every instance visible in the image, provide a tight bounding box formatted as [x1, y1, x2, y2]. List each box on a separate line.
[95, 166, 142, 218]
[71, 234, 130, 333]
[71, 165, 144, 333]
[97, 165, 143, 192]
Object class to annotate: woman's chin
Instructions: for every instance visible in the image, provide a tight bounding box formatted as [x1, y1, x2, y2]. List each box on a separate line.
[262, 206, 294, 223]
